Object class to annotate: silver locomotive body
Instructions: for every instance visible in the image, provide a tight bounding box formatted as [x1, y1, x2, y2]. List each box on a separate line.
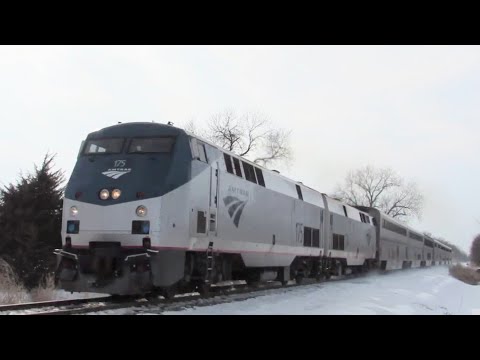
[55, 122, 452, 296]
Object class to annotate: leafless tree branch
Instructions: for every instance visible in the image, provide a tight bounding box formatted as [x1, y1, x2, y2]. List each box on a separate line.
[253, 129, 292, 167]
[183, 119, 198, 135]
[184, 109, 292, 168]
[333, 165, 424, 222]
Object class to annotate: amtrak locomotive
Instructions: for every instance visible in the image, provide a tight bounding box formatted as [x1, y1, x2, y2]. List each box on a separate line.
[54, 122, 452, 297]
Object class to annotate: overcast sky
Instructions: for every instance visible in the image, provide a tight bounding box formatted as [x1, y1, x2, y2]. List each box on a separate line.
[0, 45, 478, 253]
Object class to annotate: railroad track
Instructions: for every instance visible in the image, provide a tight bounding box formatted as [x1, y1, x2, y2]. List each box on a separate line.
[0, 283, 276, 315]
[0, 295, 113, 315]
[0, 271, 373, 315]
[82, 272, 377, 315]
[24, 282, 304, 315]
[1, 267, 435, 315]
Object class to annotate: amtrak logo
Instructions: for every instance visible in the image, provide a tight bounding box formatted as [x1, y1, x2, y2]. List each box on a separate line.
[102, 169, 132, 179]
[223, 196, 247, 228]
[102, 160, 131, 179]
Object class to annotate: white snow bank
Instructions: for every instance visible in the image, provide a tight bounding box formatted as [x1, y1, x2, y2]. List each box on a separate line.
[161, 265, 480, 315]
[51, 290, 107, 300]
[0, 289, 105, 305]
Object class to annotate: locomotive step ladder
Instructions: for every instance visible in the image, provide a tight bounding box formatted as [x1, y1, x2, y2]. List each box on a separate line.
[205, 241, 214, 283]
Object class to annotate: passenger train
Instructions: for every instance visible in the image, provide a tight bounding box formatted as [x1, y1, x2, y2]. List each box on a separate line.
[54, 122, 453, 297]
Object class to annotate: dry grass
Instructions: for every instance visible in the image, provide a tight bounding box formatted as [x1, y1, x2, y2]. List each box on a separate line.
[0, 258, 30, 304]
[0, 258, 57, 304]
[449, 263, 480, 285]
[30, 273, 56, 302]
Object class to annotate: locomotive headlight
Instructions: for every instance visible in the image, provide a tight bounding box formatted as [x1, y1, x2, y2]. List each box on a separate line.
[136, 205, 148, 217]
[111, 189, 121, 199]
[70, 206, 78, 217]
[99, 189, 110, 200]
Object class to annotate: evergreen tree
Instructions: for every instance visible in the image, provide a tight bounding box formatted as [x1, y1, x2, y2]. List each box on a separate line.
[0, 154, 64, 288]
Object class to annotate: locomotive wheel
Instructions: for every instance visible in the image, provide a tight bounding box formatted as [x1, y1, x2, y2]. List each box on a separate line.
[336, 262, 343, 277]
[144, 292, 160, 300]
[197, 283, 211, 296]
[161, 286, 177, 300]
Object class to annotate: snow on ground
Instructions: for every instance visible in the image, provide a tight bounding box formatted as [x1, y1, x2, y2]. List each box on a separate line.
[52, 290, 106, 300]
[156, 265, 480, 315]
[0, 289, 106, 306]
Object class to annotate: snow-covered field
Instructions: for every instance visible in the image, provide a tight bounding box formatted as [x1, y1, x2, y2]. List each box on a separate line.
[52, 290, 105, 300]
[155, 265, 480, 315]
[0, 289, 104, 305]
[19, 265, 468, 315]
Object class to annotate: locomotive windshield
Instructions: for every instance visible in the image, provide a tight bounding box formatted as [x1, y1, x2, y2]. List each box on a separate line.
[82, 137, 175, 155]
[83, 138, 124, 154]
[128, 137, 175, 154]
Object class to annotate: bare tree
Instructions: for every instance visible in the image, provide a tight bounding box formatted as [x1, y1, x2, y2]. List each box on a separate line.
[184, 110, 292, 168]
[183, 119, 199, 135]
[333, 165, 424, 222]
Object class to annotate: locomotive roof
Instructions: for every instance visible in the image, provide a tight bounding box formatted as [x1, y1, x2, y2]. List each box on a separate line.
[86, 122, 187, 139]
[186, 128, 373, 219]
[88, 122, 447, 244]
[109, 125, 353, 218]
[366, 207, 433, 238]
